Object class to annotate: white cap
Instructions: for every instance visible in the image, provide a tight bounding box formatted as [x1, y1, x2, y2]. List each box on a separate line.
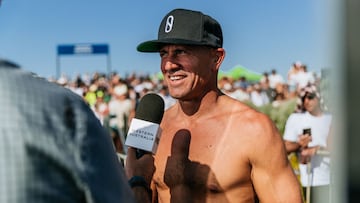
[114, 84, 128, 96]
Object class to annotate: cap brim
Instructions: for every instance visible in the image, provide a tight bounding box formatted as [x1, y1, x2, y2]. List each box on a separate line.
[137, 38, 209, 52]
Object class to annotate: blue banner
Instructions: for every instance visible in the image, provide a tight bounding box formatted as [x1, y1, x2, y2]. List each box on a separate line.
[57, 44, 109, 55]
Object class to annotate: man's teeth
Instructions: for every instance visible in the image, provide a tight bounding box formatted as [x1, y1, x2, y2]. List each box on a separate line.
[170, 75, 183, 80]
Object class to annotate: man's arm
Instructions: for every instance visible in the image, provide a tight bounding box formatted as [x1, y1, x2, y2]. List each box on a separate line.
[283, 113, 309, 154]
[125, 147, 155, 203]
[250, 114, 303, 203]
[284, 133, 312, 154]
[284, 140, 300, 154]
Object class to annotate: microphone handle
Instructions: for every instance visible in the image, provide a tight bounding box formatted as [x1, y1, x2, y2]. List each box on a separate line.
[136, 149, 146, 159]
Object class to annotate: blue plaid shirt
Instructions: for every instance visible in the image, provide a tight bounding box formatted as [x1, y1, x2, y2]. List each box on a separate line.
[0, 63, 134, 203]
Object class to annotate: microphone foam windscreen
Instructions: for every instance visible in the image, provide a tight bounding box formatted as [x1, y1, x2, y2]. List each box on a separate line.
[135, 93, 165, 124]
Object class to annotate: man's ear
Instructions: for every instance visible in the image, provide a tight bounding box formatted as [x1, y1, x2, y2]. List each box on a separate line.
[212, 48, 225, 70]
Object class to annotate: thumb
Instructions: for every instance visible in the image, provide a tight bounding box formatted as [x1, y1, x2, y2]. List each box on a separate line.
[171, 129, 191, 158]
[126, 147, 136, 161]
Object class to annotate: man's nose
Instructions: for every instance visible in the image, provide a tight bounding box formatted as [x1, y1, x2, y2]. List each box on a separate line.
[162, 59, 179, 73]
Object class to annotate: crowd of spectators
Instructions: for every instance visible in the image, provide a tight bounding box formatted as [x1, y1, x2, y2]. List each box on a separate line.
[52, 71, 177, 154]
[219, 61, 322, 110]
[47, 60, 331, 202]
[50, 61, 327, 153]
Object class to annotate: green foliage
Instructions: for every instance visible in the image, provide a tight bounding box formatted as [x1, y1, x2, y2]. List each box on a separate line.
[244, 98, 297, 136]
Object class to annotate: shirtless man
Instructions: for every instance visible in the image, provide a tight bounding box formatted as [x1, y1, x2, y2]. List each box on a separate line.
[137, 8, 302, 203]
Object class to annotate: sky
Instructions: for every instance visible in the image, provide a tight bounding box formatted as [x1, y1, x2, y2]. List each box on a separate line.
[0, 0, 339, 81]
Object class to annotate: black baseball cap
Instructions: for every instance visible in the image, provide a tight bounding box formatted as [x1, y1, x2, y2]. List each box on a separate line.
[0, 58, 20, 68]
[137, 8, 223, 52]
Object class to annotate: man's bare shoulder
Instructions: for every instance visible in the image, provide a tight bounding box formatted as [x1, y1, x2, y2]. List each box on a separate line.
[219, 96, 283, 153]
[161, 95, 276, 139]
[220, 96, 273, 128]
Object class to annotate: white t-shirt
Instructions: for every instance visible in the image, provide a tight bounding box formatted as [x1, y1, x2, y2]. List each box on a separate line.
[283, 112, 332, 186]
[250, 91, 269, 107]
[108, 99, 133, 130]
[292, 71, 315, 89]
[268, 74, 284, 89]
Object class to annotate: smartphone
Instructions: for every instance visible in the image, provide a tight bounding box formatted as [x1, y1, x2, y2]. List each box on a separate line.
[303, 128, 312, 136]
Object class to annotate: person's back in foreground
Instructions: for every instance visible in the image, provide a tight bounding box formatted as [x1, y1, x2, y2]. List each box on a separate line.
[137, 8, 302, 203]
[0, 59, 153, 203]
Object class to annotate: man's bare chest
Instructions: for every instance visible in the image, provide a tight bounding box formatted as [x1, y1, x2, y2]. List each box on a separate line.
[153, 127, 252, 193]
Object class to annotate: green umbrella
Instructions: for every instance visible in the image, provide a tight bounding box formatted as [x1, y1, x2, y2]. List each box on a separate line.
[220, 65, 262, 82]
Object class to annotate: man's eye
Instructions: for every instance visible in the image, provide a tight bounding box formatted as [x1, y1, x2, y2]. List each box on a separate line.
[174, 50, 186, 55]
[159, 51, 167, 58]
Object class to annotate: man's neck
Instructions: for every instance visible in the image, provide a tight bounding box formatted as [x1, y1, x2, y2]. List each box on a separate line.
[177, 90, 222, 117]
[309, 108, 323, 117]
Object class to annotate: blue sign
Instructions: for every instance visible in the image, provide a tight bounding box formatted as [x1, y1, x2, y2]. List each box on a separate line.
[57, 44, 109, 55]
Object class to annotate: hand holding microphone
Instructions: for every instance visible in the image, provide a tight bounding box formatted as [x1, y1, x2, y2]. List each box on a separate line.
[125, 93, 165, 158]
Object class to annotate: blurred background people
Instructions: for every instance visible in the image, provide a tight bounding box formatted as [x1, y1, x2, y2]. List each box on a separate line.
[283, 84, 332, 203]
[107, 83, 135, 154]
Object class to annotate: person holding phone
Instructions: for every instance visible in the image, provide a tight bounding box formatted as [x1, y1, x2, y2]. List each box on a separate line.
[283, 84, 332, 202]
